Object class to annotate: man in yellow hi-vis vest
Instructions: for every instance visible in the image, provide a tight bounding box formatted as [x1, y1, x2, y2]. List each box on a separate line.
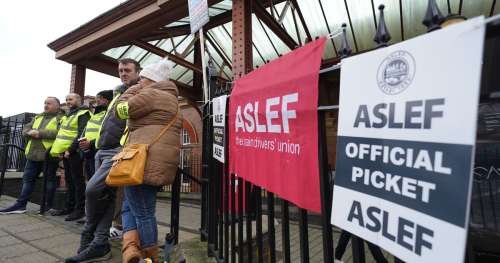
[49, 93, 90, 222]
[0, 97, 62, 214]
[79, 90, 112, 180]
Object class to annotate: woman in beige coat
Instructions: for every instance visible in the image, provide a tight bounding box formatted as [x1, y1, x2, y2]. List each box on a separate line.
[116, 58, 182, 263]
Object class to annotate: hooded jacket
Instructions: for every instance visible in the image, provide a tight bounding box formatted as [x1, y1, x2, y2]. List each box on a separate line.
[118, 81, 182, 186]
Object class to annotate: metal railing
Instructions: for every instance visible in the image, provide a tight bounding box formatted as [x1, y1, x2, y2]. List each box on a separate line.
[470, 142, 500, 232]
[197, 3, 500, 262]
[0, 118, 27, 172]
[200, 69, 396, 263]
[162, 147, 202, 193]
[0, 143, 25, 198]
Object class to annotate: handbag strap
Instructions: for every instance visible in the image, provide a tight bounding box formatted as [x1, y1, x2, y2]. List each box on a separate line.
[149, 107, 180, 147]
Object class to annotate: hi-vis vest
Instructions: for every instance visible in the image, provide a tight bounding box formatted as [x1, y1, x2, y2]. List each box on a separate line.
[50, 109, 89, 156]
[25, 115, 59, 157]
[84, 111, 106, 141]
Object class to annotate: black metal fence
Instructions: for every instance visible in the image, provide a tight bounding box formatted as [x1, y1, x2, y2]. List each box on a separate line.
[200, 67, 398, 263]
[199, 15, 500, 263]
[0, 118, 27, 198]
[0, 118, 27, 172]
[471, 142, 500, 231]
[162, 146, 202, 193]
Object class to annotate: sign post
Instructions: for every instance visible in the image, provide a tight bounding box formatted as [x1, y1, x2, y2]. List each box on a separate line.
[200, 30, 209, 103]
[331, 17, 485, 262]
[188, 0, 210, 102]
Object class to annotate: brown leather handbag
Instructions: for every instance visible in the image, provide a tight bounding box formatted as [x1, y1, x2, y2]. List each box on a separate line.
[105, 109, 179, 187]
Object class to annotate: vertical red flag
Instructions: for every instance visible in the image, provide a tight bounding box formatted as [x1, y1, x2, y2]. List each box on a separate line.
[229, 38, 326, 212]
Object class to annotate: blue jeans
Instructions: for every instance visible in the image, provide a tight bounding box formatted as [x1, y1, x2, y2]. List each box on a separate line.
[17, 160, 58, 208]
[122, 184, 158, 248]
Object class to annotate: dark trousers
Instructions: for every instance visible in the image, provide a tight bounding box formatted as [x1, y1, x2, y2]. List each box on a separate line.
[16, 160, 58, 208]
[83, 149, 96, 181]
[335, 230, 388, 263]
[63, 153, 86, 211]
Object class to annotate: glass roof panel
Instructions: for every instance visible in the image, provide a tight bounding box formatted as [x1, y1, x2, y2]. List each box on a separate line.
[446, 0, 462, 14]
[185, 48, 195, 64]
[208, 23, 233, 61]
[120, 45, 148, 61]
[170, 64, 189, 81]
[170, 35, 195, 56]
[212, 0, 232, 10]
[178, 69, 193, 84]
[346, 0, 377, 51]
[292, 8, 309, 45]
[435, 0, 460, 15]
[253, 15, 289, 60]
[207, 32, 231, 64]
[140, 53, 161, 67]
[101, 0, 500, 87]
[322, 39, 336, 60]
[206, 41, 227, 70]
[294, 0, 328, 40]
[462, 0, 495, 18]
[157, 39, 174, 53]
[314, 0, 355, 54]
[252, 15, 281, 62]
[401, 0, 428, 40]
[167, 21, 190, 27]
[252, 46, 264, 68]
[103, 46, 129, 59]
[276, 2, 303, 45]
[171, 49, 195, 73]
[208, 8, 227, 17]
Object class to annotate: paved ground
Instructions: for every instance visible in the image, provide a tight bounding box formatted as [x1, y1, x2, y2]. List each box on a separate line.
[1, 194, 393, 262]
[0, 195, 198, 263]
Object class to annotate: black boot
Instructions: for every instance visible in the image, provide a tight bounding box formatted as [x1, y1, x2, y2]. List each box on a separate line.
[65, 244, 111, 263]
[50, 208, 73, 216]
[77, 231, 95, 254]
[65, 209, 85, 221]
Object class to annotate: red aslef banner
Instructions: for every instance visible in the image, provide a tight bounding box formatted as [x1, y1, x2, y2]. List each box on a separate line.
[229, 37, 326, 213]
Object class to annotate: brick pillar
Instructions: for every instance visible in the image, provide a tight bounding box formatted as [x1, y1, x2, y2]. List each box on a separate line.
[232, 0, 253, 79]
[70, 64, 86, 97]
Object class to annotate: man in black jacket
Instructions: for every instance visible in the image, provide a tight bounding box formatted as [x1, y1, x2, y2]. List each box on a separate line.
[79, 90, 113, 180]
[65, 58, 140, 263]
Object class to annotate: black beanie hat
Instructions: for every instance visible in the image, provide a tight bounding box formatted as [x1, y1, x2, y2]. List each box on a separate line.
[97, 90, 114, 101]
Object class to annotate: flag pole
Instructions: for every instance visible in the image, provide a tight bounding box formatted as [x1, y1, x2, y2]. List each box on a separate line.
[199, 28, 209, 103]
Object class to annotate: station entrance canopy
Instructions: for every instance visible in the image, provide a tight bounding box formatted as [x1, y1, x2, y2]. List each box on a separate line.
[48, 0, 499, 101]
